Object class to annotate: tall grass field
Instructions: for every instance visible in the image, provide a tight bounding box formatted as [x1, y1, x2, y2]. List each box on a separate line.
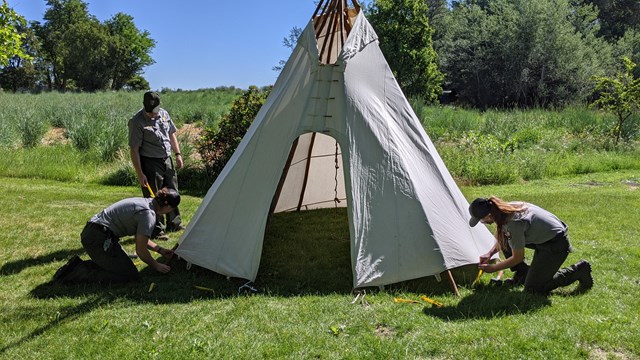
[0, 90, 639, 358]
[1, 91, 639, 189]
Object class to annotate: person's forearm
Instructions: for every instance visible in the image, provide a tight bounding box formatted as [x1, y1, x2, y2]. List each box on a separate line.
[147, 239, 164, 254]
[485, 242, 499, 257]
[169, 134, 181, 155]
[494, 252, 525, 271]
[130, 147, 144, 179]
[136, 240, 158, 268]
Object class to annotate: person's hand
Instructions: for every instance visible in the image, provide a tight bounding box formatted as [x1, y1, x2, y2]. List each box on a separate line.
[139, 174, 148, 188]
[478, 263, 497, 273]
[479, 253, 492, 265]
[159, 247, 174, 260]
[175, 154, 184, 169]
[154, 262, 171, 273]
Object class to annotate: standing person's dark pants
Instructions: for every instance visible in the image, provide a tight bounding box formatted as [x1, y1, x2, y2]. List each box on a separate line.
[140, 156, 182, 236]
[61, 222, 140, 283]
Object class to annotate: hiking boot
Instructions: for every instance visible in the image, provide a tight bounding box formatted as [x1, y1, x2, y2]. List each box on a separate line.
[52, 256, 82, 282]
[574, 260, 593, 293]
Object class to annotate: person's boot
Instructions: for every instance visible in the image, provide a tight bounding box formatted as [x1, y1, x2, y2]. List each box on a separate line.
[52, 256, 82, 282]
[574, 260, 593, 293]
[543, 259, 593, 294]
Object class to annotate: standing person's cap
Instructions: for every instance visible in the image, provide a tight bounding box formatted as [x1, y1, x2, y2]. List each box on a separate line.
[143, 91, 161, 113]
[468, 197, 492, 227]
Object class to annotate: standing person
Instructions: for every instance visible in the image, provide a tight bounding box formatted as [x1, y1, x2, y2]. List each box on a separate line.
[129, 91, 184, 240]
[468, 196, 593, 295]
[52, 188, 181, 284]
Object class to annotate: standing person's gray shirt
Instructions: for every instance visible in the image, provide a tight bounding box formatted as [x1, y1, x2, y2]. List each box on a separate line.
[128, 109, 177, 159]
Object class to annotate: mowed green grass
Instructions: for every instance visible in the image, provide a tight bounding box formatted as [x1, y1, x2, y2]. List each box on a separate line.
[1, 171, 639, 359]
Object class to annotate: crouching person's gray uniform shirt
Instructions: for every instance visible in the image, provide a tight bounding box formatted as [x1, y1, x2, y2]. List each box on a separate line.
[503, 202, 576, 295]
[503, 202, 568, 250]
[72, 198, 157, 283]
[90, 198, 156, 238]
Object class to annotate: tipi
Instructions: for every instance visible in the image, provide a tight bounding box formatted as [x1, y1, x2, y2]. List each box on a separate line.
[176, 0, 496, 289]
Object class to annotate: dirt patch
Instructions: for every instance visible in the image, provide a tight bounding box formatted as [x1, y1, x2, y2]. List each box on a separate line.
[374, 324, 395, 338]
[622, 180, 639, 191]
[570, 181, 607, 187]
[41, 127, 68, 146]
[176, 123, 202, 139]
[590, 347, 631, 359]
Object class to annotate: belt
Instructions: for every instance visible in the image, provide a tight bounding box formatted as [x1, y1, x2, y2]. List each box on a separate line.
[86, 222, 117, 240]
[140, 155, 170, 161]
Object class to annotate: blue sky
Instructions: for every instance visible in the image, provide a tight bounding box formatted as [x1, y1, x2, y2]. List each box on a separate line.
[7, 1, 325, 90]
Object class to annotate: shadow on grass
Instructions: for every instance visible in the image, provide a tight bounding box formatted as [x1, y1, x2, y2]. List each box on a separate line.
[0, 248, 85, 275]
[0, 296, 107, 356]
[30, 257, 245, 303]
[422, 286, 552, 320]
[28, 209, 489, 301]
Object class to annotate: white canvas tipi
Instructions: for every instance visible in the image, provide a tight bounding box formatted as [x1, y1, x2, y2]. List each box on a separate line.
[176, 0, 496, 288]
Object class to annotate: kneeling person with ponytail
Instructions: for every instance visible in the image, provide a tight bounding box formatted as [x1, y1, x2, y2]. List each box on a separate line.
[469, 196, 593, 295]
[53, 188, 181, 284]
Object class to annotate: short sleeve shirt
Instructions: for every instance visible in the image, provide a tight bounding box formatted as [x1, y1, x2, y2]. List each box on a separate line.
[503, 202, 567, 250]
[128, 108, 177, 158]
[89, 198, 156, 238]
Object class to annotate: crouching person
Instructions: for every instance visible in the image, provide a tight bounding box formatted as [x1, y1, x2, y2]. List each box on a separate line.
[53, 188, 181, 284]
[469, 196, 593, 295]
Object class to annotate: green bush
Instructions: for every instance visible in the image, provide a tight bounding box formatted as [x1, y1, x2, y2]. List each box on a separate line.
[197, 86, 270, 179]
[101, 162, 137, 186]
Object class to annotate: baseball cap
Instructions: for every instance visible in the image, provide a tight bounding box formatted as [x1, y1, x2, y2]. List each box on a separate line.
[469, 197, 492, 227]
[143, 91, 161, 113]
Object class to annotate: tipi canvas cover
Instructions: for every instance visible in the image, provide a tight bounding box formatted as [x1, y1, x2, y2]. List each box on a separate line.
[176, 6, 496, 288]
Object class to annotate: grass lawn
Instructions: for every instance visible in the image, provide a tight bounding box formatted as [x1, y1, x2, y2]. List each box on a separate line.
[1, 171, 639, 359]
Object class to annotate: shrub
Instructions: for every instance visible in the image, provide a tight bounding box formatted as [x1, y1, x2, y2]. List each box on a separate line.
[95, 112, 127, 162]
[65, 112, 97, 151]
[197, 86, 270, 179]
[101, 162, 137, 186]
[18, 110, 47, 148]
[591, 57, 640, 145]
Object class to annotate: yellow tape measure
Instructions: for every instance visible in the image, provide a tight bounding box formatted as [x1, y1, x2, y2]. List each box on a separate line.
[145, 183, 155, 198]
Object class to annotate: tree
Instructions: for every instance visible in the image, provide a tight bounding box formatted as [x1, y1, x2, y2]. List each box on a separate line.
[614, 29, 640, 79]
[64, 17, 111, 91]
[0, 0, 31, 66]
[273, 26, 302, 72]
[591, 57, 640, 145]
[32, 0, 155, 91]
[368, 0, 444, 102]
[440, 0, 609, 108]
[583, 0, 640, 41]
[0, 20, 39, 91]
[125, 74, 150, 91]
[33, 0, 96, 90]
[104, 13, 155, 90]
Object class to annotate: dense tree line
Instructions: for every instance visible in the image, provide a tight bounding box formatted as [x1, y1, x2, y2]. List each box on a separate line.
[0, 0, 154, 92]
[3, 0, 640, 109]
[368, 0, 640, 108]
